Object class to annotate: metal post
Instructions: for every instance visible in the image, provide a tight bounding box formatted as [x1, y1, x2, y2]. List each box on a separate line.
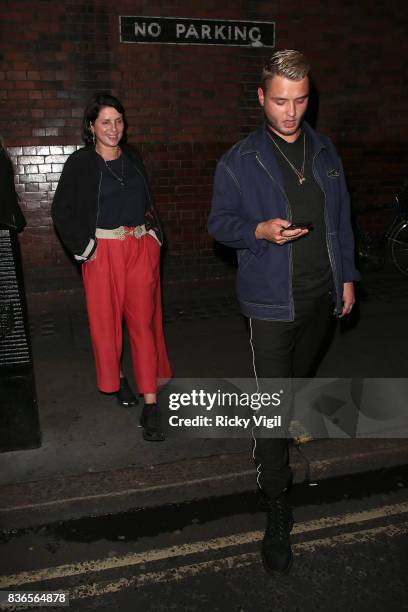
[0, 225, 41, 452]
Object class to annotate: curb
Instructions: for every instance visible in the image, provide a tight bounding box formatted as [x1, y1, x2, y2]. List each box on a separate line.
[1, 438, 407, 529]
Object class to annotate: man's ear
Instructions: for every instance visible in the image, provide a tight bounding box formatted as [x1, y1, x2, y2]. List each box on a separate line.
[258, 87, 265, 107]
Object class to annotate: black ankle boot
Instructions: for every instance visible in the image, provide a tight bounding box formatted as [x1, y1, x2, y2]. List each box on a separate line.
[262, 494, 294, 575]
[139, 403, 165, 442]
[116, 377, 138, 407]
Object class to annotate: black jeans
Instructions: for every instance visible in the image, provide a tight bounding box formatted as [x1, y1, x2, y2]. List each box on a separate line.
[249, 292, 334, 502]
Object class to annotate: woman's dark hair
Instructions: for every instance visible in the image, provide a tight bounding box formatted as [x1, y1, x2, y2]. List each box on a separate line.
[81, 92, 127, 145]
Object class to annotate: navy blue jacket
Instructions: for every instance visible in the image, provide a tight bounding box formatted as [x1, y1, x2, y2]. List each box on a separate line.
[208, 122, 359, 320]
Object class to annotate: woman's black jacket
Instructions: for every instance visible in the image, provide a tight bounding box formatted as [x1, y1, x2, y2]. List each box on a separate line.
[51, 143, 163, 261]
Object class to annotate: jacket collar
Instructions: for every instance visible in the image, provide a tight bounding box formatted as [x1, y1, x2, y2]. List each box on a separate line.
[237, 121, 327, 183]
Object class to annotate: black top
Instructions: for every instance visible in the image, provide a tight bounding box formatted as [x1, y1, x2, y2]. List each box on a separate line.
[267, 128, 332, 299]
[96, 153, 147, 229]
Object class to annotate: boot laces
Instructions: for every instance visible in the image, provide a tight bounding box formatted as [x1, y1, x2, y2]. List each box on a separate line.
[266, 498, 290, 541]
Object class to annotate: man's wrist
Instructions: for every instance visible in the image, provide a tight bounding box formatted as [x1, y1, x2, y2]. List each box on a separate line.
[255, 222, 265, 240]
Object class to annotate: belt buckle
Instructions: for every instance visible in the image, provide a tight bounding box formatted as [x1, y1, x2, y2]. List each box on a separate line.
[133, 225, 145, 239]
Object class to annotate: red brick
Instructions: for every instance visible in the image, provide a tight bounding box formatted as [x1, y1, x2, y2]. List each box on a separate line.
[6, 70, 27, 80]
[7, 90, 29, 99]
[15, 81, 35, 90]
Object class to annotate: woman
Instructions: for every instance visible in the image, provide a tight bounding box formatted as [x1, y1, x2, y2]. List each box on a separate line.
[52, 93, 171, 442]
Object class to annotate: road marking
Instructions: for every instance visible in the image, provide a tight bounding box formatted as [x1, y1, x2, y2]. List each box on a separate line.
[1, 501, 408, 589]
[4, 521, 407, 610]
[68, 521, 408, 601]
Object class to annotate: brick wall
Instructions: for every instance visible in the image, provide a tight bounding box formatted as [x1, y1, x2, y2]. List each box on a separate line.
[1, 0, 408, 290]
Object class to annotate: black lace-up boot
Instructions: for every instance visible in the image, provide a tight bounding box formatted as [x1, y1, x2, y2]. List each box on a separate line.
[139, 403, 165, 442]
[261, 494, 294, 575]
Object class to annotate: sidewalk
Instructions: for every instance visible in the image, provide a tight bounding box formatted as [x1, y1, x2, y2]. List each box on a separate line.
[1, 265, 408, 528]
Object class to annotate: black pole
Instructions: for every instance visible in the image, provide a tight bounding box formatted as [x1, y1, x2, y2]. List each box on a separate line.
[0, 224, 41, 451]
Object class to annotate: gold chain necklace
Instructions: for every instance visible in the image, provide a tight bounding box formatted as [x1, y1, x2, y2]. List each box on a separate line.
[104, 154, 125, 187]
[268, 131, 306, 185]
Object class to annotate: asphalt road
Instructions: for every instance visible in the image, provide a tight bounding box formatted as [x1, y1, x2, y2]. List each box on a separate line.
[1, 465, 408, 612]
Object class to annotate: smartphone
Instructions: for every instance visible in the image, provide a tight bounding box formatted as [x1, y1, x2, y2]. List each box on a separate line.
[284, 222, 313, 230]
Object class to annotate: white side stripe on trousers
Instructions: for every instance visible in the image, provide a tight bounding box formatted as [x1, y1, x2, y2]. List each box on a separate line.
[248, 317, 262, 490]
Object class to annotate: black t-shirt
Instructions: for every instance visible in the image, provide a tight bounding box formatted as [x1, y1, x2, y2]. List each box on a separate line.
[267, 128, 333, 299]
[96, 152, 147, 229]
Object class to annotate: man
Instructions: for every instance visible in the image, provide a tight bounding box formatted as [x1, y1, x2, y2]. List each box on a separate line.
[208, 50, 358, 575]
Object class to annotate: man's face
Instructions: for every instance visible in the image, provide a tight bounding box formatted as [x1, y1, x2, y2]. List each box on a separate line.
[258, 75, 309, 142]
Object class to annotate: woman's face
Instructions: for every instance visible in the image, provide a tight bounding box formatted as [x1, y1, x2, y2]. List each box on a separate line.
[91, 106, 124, 149]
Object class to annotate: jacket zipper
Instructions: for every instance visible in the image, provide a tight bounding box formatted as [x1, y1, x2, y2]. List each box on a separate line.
[255, 154, 294, 320]
[311, 149, 340, 312]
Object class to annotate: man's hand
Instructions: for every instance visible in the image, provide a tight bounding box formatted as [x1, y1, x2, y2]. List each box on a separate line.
[255, 218, 309, 245]
[339, 282, 355, 317]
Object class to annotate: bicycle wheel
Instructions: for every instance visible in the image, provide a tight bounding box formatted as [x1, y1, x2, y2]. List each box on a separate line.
[389, 221, 408, 276]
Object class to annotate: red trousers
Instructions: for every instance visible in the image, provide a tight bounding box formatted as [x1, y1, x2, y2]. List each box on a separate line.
[82, 233, 172, 394]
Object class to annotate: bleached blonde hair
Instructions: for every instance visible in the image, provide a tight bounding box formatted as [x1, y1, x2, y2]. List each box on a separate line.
[261, 50, 310, 90]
